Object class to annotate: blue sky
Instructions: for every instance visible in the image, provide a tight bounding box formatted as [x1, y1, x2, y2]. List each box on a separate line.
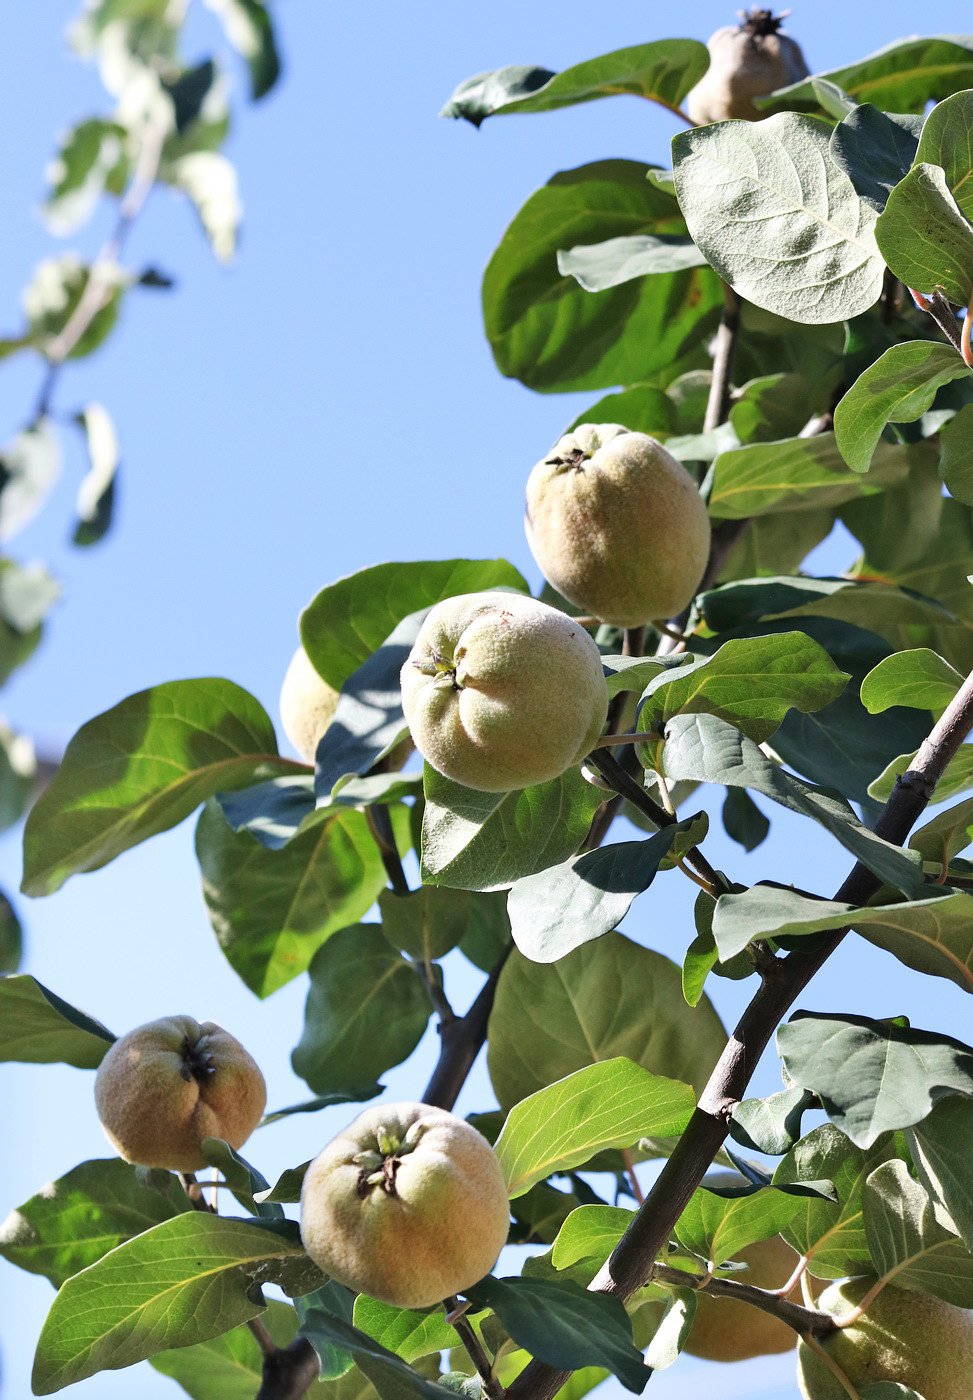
[3, 3, 973, 1397]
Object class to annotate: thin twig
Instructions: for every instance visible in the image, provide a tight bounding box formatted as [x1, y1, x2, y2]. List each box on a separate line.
[366, 804, 410, 894]
[910, 287, 964, 356]
[422, 945, 512, 1111]
[506, 662, 973, 1400]
[702, 282, 741, 435]
[651, 1263, 832, 1337]
[446, 1299, 506, 1400]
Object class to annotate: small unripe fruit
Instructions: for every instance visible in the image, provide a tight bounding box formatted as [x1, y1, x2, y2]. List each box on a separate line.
[525, 424, 710, 627]
[684, 1233, 801, 1361]
[279, 645, 340, 763]
[686, 8, 809, 125]
[400, 591, 608, 792]
[94, 1015, 266, 1172]
[300, 1102, 510, 1308]
[797, 1277, 973, 1400]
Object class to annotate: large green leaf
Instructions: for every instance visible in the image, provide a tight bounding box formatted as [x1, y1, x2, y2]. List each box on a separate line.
[0, 975, 114, 1067]
[495, 1058, 694, 1197]
[916, 88, 973, 221]
[637, 632, 849, 743]
[0, 1159, 189, 1287]
[483, 160, 721, 393]
[441, 39, 708, 124]
[31, 1214, 322, 1394]
[864, 1159, 973, 1305]
[777, 1011, 973, 1147]
[420, 764, 604, 892]
[773, 36, 973, 114]
[506, 825, 688, 964]
[352, 1295, 458, 1366]
[910, 797, 973, 867]
[834, 342, 972, 475]
[673, 1184, 804, 1265]
[672, 114, 884, 324]
[487, 934, 726, 1112]
[22, 679, 294, 897]
[908, 1094, 973, 1253]
[876, 163, 973, 303]
[708, 433, 907, 519]
[301, 559, 528, 692]
[860, 648, 961, 716]
[291, 925, 431, 1097]
[196, 800, 395, 996]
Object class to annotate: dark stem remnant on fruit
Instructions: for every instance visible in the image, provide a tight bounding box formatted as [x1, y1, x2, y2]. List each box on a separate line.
[738, 8, 787, 39]
[181, 1035, 216, 1083]
[545, 449, 591, 471]
[357, 1151, 402, 1198]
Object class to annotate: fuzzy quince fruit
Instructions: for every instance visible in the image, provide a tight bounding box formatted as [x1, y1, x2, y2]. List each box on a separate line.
[299, 1102, 510, 1308]
[94, 1015, 266, 1172]
[797, 1277, 973, 1400]
[686, 8, 809, 125]
[280, 645, 340, 764]
[684, 1232, 801, 1361]
[525, 424, 710, 627]
[400, 590, 607, 792]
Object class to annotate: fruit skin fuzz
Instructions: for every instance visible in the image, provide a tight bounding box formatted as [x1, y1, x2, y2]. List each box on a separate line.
[525, 424, 711, 628]
[400, 590, 608, 793]
[299, 1101, 511, 1309]
[797, 1277, 973, 1400]
[94, 1015, 267, 1172]
[686, 9, 810, 125]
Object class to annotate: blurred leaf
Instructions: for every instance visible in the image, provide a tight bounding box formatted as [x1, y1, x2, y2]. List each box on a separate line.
[876, 163, 973, 303]
[833, 342, 971, 475]
[487, 934, 726, 1112]
[483, 160, 721, 393]
[441, 40, 707, 124]
[0, 1159, 189, 1287]
[729, 373, 813, 445]
[196, 801, 398, 997]
[774, 36, 973, 113]
[496, 1058, 694, 1197]
[23, 254, 124, 358]
[777, 1011, 973, 1147]
[379, 885, 487, 963]
[0, 889, 21, 971]
[864, 1159, 973, 1305]
[708, 434, 907, 519]
[721, 788, 769, 852]
[730, 1087, 817, 1156]
[939, 402, 973, 505]
[72, 402, 119, 546]
[42, 119, 129, 234]
[0, 975, 113, 1067]
[204, 0, 281, 99]
[352, 1296, 458, 1365]
[558, 234, 707, 290]
[31, 1214, 322, 1394]
[300, 1307, 450, 1400]
[860, 648, 961, 716]
[0, 419, 61, 542]
[291, 924, 431, 1097]
[421, 763, 604, 892]
[301, 558, 527, 692]
[465, 1276, 649, 1393]
[23, 678, 293, 897]
[506, 825, 688, 963]
[672, 115, 884, 324]
[908, 1094, 973, 1253]
[828, 105, 921, 213]
[167, 152, 241, 263]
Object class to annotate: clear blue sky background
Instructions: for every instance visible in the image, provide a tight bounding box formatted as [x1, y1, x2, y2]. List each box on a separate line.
[3, 4, 973, 1397]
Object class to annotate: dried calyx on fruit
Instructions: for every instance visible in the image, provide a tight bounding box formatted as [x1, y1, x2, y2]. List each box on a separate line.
[686, 9, 809, 125]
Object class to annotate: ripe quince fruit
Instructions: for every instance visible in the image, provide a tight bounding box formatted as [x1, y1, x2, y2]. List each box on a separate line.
[280, 645, 340, 764]
[684, 1232, 801, 1361]
[686, 8, 809, 125]
[300, 1102, 510, 1309]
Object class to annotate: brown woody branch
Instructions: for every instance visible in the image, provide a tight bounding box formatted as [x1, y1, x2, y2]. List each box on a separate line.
[422, 945, 512, 1112]
[651, 1263, 832, 1338]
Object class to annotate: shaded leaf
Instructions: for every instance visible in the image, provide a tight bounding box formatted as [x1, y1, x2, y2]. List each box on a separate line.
[863, 1159, 973, 1305]
[709, 433, 907, 519]
[300, 1307, 450, 1400]
[875, 162, 973, 304]
[908, 1094, 973, 1253]
[828, 105, 921, 213]
[939, 401, 973, 506]
[0, 975, 113, 1067]
[72, 402, 119, 546]
[379, 885, 492, 963]
[721, 787, 769, 852]
[0, 889, 21, 972]
[730, 1087, 817, 1156]
[558, 234, 706, 291]
[910, 797, 973, 866]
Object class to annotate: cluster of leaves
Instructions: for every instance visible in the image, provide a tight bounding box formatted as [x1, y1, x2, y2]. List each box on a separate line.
[12, 17, 973, 1400]
[0, 0, 281, 976]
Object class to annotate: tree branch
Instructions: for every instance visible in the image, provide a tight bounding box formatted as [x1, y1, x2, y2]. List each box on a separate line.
[651, 1263, 833, 1338]
[507, 663, 973, 1400]
[702, 282, 741, 435]
[422, 945, 513, 1111]
[254, 1339, 321, 1400]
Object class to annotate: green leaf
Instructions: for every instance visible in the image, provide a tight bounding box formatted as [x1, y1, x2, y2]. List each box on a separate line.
[558, 234, 707, 290]
[31, 1214, 322, 1394]
[203, 0, 280, 99]
[834, 342, 972, 475]
[441, 40, 708, 124]
[291, 925, 431, 1097]
[379, 885, 490, 963]
[774, 1125, 900, 1278]
[661, 713, 927, 896]
[774, 36, 973, 114]
[673, 1184, 804, 1265]
[730, 1087, 817, 1156]
[199, 1139, 283, 1221]
[487, 934, 726, 1112]
[196, 801, 393, 996]
[915, 87, 973, 222]
[0, 888, 21, 972]
[0, 558, 60, 685]
[482, 160, 721, 393]
[729, 373, 815, 446]
[910, 797, 973, 866]
[876, 162, 973, 303]
[908, 1094, 973, 1253]
[939, 401, 973, 505]
[352, 1296, 458, 1365]
[216, 774, 315, 849]
[549, 1205, 633, 1273]
[566, 384, 674, 438]
[23, 254, 124, 357]
[420, 764, 604, 892]
[72, 402, 119, 547]
[861, 647, 962, 716]
[301, 559, 528, 691]
[151, 1299, 342, 1399]
[0, 1159, 189, 1287]
[864, 1159, 973, 1305]
[167, 152, 240, 263]
[42, 119, 129, 235]
[0, 975, 113, 1067]
[708, 433, 907, 519]
[0, 419, 61, 540]
[672, 114, 884, 324]
[299, 1307, 450, 1400]
[721, 788, 769, 852]
[496, 1058, 694, 1197]
[22, 678, 293, 897]
[638, 632, 849, 743]
[465, 1276, 650, 1393]
[777, 1011, 973, 1148]
[828, 106, 921, 213]
[505, 825, 688, 964]
[869, 745, 973, 805]
[602, 653, 678, 697]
